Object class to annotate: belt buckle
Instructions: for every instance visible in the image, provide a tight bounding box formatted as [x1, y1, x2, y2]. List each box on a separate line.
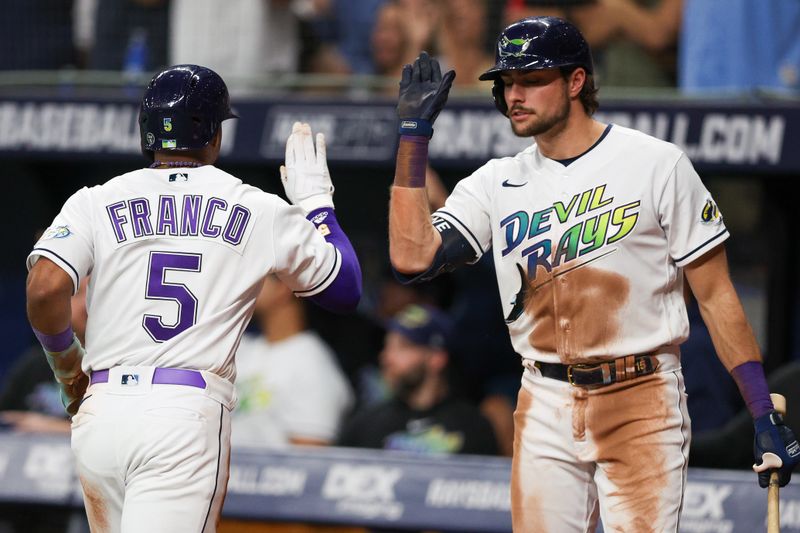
[567, 363, 592, 386]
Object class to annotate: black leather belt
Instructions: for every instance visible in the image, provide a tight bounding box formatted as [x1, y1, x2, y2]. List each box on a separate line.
[533, 355, 659, 387]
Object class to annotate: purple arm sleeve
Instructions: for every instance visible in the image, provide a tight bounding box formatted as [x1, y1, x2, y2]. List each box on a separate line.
[731, 361, 775, 418]
[33, 325, 74, 352]
[394, 136, 428, 188]
[305, 208, 362, 313]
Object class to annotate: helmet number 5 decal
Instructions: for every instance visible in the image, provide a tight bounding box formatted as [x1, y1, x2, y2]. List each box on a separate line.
[143, 251, 202, 343]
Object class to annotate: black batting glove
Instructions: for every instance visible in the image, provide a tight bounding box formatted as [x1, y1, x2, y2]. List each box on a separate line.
[753, 410, 800, 488]
[397, 51, 456, 138]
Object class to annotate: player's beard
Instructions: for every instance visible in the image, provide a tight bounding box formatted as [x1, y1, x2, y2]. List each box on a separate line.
[509, 84, 571, 138]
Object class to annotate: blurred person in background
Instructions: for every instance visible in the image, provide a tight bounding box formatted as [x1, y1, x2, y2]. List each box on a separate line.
[306, 0, 389, 75]
[337, 304, 498, 455]
[0, 277, 88, 434]
[370, 0, 438, 91]
[87, 0, 169, 72]
[233, 276, 354, 448]
[170, 0, 302, 85]
[504, 0, 681, 87]
[680, 0, 800, 94]
[436, 0, 495, 89]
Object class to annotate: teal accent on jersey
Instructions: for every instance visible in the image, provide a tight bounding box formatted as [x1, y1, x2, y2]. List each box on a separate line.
[499, 183, 641, 279]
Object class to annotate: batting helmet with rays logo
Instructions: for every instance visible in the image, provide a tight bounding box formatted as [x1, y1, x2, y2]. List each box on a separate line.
[479, 17, 594, 115]
[139, 64, 238, 161]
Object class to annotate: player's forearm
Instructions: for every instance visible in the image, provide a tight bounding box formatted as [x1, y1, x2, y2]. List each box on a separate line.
[695, 289, 761, 371]
[695, 284, 775, 418]
[685, 246, 760, 370]
[390, 186, 442, 273]
[686, 246, 773, 417]
[389, 136, 441, 273]
[305, 208, 362, 313]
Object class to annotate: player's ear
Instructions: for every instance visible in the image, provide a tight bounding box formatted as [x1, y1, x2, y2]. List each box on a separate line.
[204, 129, 223, 164]
[568, 68, 586, 99]
[211, 128, 222, 151]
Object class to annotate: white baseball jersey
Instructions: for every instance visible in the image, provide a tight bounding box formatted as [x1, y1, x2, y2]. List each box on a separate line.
[433, 124, 727, 365]
[27, 165, 341, 382]
[232, 331, 354, 448]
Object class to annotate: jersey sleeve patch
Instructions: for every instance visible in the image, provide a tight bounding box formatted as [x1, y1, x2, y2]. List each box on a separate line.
[700, 198, 723, 225]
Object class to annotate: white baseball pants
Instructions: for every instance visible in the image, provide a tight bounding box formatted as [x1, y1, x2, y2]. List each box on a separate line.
[511, 351, 691, 533]
[70, 366, 234, 533]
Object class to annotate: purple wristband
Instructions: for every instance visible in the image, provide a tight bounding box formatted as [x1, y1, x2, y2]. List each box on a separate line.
[730, 361, 775, 418]
[394, 136, 429, 188]
[306, 208, 362, 313]
[33, 325, 74, 353]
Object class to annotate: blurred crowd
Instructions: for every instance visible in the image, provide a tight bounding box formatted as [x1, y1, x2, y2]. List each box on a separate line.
[2, 0, 799, 94]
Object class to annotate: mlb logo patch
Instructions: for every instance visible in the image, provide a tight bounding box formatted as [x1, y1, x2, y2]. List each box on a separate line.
[121, 374, 140, 386]
[169, 173, 189, 182]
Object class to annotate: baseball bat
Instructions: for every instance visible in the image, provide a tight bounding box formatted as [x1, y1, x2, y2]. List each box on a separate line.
[767, 393, 786, 533]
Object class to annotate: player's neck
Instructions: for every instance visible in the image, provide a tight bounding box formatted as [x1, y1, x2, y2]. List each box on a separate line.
[534, 113, 606, 161]
[151, 150, 216, 168]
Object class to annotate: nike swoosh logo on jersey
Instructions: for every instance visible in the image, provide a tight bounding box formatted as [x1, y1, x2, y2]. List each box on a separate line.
[502, 179, 527, 188]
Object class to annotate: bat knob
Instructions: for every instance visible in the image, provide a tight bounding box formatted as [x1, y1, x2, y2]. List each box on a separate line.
[754, 452, 783, 473]
[771, 393, 786, 416]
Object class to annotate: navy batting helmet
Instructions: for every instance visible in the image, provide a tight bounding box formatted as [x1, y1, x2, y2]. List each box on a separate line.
[139, 64, 237, 159]
[479, 17, 594, 115]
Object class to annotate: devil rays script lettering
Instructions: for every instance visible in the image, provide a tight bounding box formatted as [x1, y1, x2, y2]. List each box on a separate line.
[500, 184, 640, 281]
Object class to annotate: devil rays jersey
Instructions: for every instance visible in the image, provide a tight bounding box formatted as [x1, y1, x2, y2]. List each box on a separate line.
[433, 124, 727, 364]
[27, 166, 341, 381]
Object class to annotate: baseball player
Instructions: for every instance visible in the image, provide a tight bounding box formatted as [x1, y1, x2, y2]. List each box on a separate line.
[25, 64, 361, 533]
[388, 17, 800, 532]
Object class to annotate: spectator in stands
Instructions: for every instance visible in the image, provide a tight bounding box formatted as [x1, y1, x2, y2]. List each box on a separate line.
[436, 0, 495, 88]
[337, 304, 498, 455]
[503, 0, 681, 87]
[88, 0, 169, 72]
[169, 0, 302, 86]
[370, 0, 438, 90]
[232, 275, 354, 448]
[306, 0, 388, 75]
[0, 278, 88, 433]
[679, 0, 800, 94]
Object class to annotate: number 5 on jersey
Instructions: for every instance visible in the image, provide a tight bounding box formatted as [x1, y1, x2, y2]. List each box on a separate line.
[143, 251, 202, 342]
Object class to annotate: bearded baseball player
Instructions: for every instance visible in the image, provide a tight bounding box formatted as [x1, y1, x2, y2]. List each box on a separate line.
[389, 17, 800, 532]
[25, 64, 361, 533]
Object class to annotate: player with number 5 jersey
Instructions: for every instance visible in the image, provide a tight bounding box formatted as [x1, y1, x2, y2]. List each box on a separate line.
[25, 65, 361, 533]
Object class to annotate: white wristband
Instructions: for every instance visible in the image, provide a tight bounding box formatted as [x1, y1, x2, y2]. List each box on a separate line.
[298, 194, 334, 214]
